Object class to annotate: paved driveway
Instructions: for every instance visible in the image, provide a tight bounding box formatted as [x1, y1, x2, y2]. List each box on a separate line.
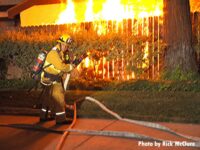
[0, 115, 199, 150]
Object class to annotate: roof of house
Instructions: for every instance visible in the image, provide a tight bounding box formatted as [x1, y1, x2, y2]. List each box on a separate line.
[0, 0, 23, 18]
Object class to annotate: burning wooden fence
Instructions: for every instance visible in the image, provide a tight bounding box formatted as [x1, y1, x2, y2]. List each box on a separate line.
[3, 12, 200, 81]
[21, 15, 163, 80]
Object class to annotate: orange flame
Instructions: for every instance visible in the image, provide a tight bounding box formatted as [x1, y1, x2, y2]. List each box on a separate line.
[56, 0, 76, 24]
[85, 0, 94, 22]
[56, 0, 163, 24]
[84, 57, 90, 68]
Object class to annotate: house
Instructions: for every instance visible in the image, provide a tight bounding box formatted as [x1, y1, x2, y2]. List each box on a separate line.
[7, 0, 64, 27]
[0, 0, 23, 28]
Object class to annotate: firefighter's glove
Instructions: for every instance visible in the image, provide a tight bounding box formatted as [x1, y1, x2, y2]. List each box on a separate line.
[72, 53, 88, 66]
[73, 58, 82, 66]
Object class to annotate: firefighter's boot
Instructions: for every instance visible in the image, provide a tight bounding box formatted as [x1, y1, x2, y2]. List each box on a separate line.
[40, 108, 48, 122]
[55, 112, 72, 124]
[40, 108, 54, 122]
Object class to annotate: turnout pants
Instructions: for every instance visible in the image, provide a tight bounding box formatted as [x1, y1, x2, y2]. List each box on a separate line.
[40, 82, 67, 123]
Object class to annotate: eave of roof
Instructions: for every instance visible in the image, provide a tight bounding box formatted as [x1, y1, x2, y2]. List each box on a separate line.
[0, 0, 22, 6]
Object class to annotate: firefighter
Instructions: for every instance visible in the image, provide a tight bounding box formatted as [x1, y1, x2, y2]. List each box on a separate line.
[40, 34, 74, 124]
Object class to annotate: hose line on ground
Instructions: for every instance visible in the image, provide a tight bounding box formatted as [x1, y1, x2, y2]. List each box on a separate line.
[84, 96, 200, 142]
[56, 96, 200, 150]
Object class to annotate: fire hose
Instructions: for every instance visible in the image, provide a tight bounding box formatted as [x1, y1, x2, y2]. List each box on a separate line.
[85, 96, 200, 142]
[55, 96, 200, 150]
[56, 102, 77, 150]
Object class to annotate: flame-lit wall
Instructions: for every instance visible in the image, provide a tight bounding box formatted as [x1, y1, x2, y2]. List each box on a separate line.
[20, 1, 100, 26]
[20, 4, 62, 26]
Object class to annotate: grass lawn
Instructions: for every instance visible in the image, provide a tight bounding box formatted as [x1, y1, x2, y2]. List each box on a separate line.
[0, 90, 199, 123]
[66, 91, 200, 124]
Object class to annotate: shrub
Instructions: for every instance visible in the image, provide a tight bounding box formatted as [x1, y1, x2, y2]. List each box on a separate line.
[0, 26, 157, 80]
[161, 66, 200, 81]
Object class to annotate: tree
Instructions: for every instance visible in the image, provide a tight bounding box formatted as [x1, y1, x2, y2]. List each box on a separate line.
[163, 0, 198, 79]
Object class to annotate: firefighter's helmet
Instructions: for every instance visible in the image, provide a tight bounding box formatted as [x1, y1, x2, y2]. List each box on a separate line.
[57, 34, 73, 44]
